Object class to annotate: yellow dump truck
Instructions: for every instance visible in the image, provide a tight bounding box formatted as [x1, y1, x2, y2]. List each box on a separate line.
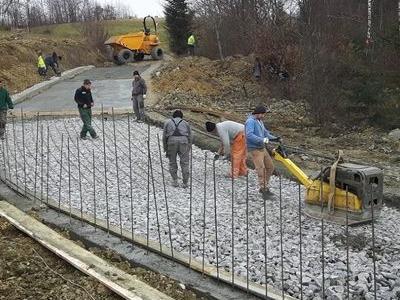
[105, 16, 163, 65]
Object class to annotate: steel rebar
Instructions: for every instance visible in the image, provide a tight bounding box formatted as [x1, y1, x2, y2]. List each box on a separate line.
[112, 108, 123, 236]
[298, 183, 303, 300]
[33, 113, 40, 200]
[264, 184, 268, 299]
[213, 158, 219, 281]
[189, 143, 193, 266]
[345, 187, 350, 300]
[146, 123, 150, 252]
[127, 114, 135, 243]
[202, 151, 207, 276]
[21, 108, 27, 195]
[11, 115, 18, 189]
[231, 156, 235, 287]
[40, 124, 44, 202]
[58, 134, 64, 214]
[101, 105, 110, 234]
[319, 169, 325, 299]
[371, 186, 377, 300]
[92, 149, 97, 230]
[246, 172, 250, 293]
[46, 126, 50, 203]
[77, 137, 83, 224]
[157, 133, 174, 257]
[67, 137, 72, 223]
[279, 175, 285, 299]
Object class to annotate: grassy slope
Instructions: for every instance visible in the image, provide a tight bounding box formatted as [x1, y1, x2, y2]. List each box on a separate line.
[30, 18, 169, 50]
[1, 18, 168, 93]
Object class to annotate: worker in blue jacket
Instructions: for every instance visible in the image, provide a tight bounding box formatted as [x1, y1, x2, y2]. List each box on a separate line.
[245, 105, 281, 198]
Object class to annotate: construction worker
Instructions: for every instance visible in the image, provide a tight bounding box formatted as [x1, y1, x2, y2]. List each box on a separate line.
[0, 79, 14, 140]
[245, 105, 281, 198]
[205, 121, 247, 178]
[37, 51, 47, 77]
[74, 79, 97, 140]
[45, 53, 61, 76]
[131, 70, 147, 122]
[187, 33, 196, 56]
[162, 110, 192, 188]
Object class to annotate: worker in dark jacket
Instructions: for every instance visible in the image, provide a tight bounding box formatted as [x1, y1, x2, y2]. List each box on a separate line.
[74, 79, 97, 140]
[131, 70, 147, 122]
[162, 110, 192, 188]
[45, 53, 61, 76]
[0, 79, 14, 140]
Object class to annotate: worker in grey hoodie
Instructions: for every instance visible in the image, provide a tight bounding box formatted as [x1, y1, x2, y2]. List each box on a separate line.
[131, 70, 147, 122]
[162, 110, 192, 188]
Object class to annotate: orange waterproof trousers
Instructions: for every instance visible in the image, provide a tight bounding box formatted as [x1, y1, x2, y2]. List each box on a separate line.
[230, 132, 248, 178]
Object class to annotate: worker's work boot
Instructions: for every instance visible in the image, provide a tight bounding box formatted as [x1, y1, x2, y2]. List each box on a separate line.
[172, 179, 179, 187]
[182, 182, 189, 189]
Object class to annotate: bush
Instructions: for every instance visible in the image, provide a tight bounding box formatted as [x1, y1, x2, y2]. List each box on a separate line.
[81, 21, 109, 55]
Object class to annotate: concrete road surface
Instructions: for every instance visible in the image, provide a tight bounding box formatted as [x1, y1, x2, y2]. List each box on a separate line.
[17, 64, 151, 112]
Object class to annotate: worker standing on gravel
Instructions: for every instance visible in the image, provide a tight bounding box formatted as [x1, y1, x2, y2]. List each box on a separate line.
[74, 79, 98, 140]
[163, 110, 192, 188]
[0, 79, 14, 140]
[245, 105, 281, 198]
[205, 121, 247, 178]
[187, 33, 196, 56]
[37, 51, 47, 77]
[131, 70, 147, 122]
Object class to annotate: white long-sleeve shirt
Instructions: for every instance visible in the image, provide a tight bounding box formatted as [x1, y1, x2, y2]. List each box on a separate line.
[216, 121, 244, 155]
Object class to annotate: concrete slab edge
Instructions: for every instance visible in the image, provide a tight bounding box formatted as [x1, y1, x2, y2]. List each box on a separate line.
[12, 65, 95, 105]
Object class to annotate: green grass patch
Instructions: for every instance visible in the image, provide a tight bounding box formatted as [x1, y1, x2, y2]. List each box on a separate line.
[30, 18, 169, 50]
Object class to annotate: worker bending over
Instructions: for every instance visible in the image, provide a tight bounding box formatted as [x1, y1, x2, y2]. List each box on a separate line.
[205, 121, 247, 178]
[245, 105, 281, 198]
[163, 110, 192, 188]
[0, 79, 14, 140]
[74, 79, 98, 140]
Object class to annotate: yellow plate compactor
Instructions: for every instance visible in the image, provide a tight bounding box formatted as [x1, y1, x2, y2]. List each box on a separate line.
[271, 145, 383, 225]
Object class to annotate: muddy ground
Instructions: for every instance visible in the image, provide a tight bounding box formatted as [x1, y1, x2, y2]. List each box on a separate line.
[0, 215, 204, 300]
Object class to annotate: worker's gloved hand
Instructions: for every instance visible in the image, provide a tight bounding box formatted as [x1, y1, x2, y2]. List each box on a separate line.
[263, 138, 269, 145]
[143, 94, 147, 99]
[213, 154, 220, 161]
[275, 136, 283, 143]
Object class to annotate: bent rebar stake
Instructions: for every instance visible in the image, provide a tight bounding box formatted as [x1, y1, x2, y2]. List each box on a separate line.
[77, 137, 83, 225]
[298, 183, 303, 300]
[93, 149, 97, 231]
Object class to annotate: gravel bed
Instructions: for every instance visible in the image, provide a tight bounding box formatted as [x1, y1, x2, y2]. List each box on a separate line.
[1, 115, 399, 300]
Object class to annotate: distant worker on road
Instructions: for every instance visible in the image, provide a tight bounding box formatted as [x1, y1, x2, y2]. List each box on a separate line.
[163, 110, 192, 188]
[131, 70, 147, 122]
[0, 79, 14, 140]
[187, 33, 196, 56]
[37, 51, 47, 77]
[245, 105, 281, 198]
[206, 121, 247, 178]
[74, 79, 98, 140]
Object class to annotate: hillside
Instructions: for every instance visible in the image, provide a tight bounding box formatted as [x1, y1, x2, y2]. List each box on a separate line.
[0, 18, 167, 93]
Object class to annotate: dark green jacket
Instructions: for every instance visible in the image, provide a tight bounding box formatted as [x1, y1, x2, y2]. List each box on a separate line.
[0, 88, 13, 110]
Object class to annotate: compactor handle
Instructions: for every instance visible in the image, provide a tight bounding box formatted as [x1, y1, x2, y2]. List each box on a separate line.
[143, 15, 157, 35]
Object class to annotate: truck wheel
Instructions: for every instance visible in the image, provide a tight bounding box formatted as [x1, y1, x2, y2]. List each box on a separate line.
[134, 52, 145, 61]
[105, 46, 114, 60]
[113, 55, 124, 65]
[151, 47, 163, 60]
[117, 49, 133, 64]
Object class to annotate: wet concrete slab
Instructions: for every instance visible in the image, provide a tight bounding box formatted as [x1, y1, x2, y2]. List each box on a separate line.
[17, 64, 150, 112]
